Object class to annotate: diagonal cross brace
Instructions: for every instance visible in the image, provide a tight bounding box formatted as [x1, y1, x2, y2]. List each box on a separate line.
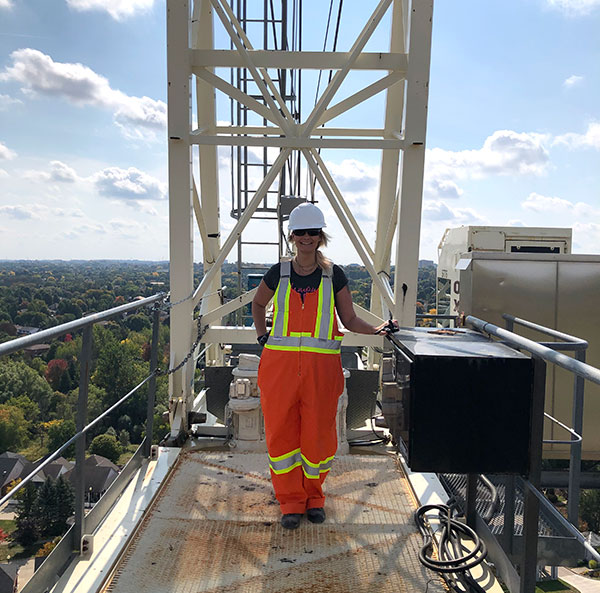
[301, 148, 395, 311]
[192, 148, 292, 307]
[209, 0, 295, 135]
[301, 0, 394, 138]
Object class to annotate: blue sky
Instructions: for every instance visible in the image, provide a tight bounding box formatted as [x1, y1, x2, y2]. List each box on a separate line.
[0, 0, 598, 264]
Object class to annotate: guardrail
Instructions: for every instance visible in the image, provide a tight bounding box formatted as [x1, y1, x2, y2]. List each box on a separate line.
[466, 315, 600, 592]
[502, 314, 589, 526]
[0, 292, 167, 593]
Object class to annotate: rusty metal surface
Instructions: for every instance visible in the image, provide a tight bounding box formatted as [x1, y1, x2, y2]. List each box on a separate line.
[102, 451, 445, 593]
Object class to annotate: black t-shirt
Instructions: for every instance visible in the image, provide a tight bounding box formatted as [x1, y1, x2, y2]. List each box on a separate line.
[263, 262, 348, 298]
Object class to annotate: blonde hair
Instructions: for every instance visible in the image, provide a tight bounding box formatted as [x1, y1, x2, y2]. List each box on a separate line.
[289, 230, 333, 274]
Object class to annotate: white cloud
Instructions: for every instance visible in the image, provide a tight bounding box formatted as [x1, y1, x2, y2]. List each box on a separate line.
[554, 122, 600, 150]
[92, 167, 167, 200]
[0, 205, 41, 219]
[546, 0, 600, 15]
[507, 219, 525, 226]
[573, 222, 600, 254]
[522, 192, 598, 217]
[0, 94, 22, 110]
[422, 200, 486, 224]
[0, 169, 8, 178]
[425, 130, 550, 200]
[25, 160, 80, 183]
[0, 141, 17, 160]
[0, 0, 14, 8]
[563, 75, 584, 88]
[66, 0, 155, 20]
[0, 49, 166, 141]
[109, 218, 150, 239]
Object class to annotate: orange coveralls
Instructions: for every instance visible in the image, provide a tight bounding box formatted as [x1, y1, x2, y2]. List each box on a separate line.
[258, 260, 344, 514]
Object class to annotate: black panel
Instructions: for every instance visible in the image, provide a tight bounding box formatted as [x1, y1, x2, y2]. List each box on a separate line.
[386, 328, 536, 476]
[408, 356, 534, 474]
[345, 370, 379, 429]
[205, 366, 233, 422]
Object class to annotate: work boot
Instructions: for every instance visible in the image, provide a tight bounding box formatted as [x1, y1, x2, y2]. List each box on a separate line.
[306, 507, 326, 524]
[281, 513, 302, 530]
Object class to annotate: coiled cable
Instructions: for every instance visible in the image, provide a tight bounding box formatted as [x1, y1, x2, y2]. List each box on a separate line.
[415, 504, 488, 593]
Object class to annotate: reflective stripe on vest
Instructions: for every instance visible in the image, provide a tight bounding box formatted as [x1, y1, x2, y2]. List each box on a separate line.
[265, 260, 341, 354]
[269, 448, 334, 478]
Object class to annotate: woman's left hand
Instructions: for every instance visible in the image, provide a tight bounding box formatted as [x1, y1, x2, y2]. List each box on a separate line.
[374, 319, 399, 334]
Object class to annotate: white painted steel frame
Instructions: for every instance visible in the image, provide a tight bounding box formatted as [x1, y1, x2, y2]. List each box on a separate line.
[167, 0, 434, 430]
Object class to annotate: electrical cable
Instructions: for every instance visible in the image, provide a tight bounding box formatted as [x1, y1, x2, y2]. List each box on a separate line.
[415, 504, 488, 593]
[347, 395, 391, 447]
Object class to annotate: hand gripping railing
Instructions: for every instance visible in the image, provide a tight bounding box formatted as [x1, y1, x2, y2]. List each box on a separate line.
[0, 292, 167, 593]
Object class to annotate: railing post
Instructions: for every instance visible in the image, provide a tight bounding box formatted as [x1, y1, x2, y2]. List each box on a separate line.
[502, 474, 516, 555]
[74, 325, 93, 551]
[521, 356, 546, 593]
[568, 349, 586, 526]
[144, 306, 161, 457]
[466, 474, 478, 529]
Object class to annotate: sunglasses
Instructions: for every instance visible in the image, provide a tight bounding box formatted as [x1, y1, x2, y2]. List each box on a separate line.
[292, 228, 321, 237]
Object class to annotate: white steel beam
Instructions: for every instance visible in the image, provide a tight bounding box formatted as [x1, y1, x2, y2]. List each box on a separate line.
[190, 134, 404, 149]
[302, 148, 395, 311]
[213, 126, 387, 137]
[191, 49, 408, 71]
[198, 287, 258, 326]
[309, 149, 375, 261]
[209, 0, 295, 134]
[394, 0, 433, 325]
[195, 68, 282, 127]
[202, 326, 385, 348]
[192, 177, 215, 263]
[167, 0, 194, 433]
[301, 0, 394, 137]
[192, 148, 292, 307]
[316, 71, 404, 127]
[193, 0, 223, 367]
[371, 0, 407, 321]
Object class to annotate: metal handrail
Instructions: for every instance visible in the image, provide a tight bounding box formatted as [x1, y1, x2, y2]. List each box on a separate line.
[543, 412, 582, 444]
[0, 373, 155, 508]
[466, 316, 600, 386]
[0, 291, 167, 590]
[0, 292, 166, 357]
[502, 314, 589, 351]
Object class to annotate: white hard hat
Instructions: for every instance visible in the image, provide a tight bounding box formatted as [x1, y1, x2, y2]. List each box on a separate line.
[288, 203, 326, 231]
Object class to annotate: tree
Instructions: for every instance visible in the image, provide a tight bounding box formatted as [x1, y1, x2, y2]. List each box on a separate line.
[0, 404, 30, 452]
[12, 482, 40, 546]
[89, 433, 122, 464]
[53, 476, 74, 535]
[580, 489, 600, 532]
[119, 429, 130, 448]
[45, 359, 68, 391]
[0, 360, 55, 418]
[36, 478, 58, 537]
[47, 419, 76, 458]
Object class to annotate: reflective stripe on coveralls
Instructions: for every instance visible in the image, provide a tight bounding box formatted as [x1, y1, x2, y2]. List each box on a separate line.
[268, 449, 335, 479]
[266, 260, 341, 354]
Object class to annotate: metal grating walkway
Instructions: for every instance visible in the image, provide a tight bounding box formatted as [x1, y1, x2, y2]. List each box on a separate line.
[101, 450, 445, 593]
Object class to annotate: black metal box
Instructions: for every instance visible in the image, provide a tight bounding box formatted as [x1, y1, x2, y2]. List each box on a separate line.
[387, 328, 535, 475]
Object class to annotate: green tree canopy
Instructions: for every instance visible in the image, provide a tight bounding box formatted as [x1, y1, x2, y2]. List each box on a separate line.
[0, 404, 31, 452]
[580, 489, 600, 532]
[89, 433, 122, 464]
[0, 360, 55, 417]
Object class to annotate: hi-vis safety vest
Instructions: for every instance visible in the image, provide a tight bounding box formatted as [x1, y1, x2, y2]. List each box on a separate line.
[264, 260, 343, 355]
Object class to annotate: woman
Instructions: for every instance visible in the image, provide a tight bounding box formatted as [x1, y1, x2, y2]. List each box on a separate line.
[252, 202, 396, 530]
